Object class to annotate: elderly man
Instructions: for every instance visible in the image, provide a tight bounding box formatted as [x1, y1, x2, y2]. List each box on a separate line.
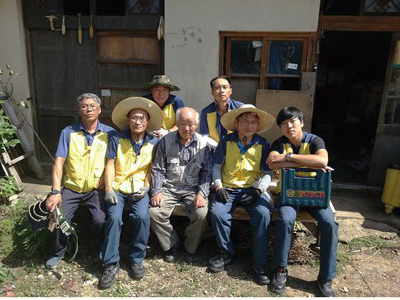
[98, 97, 163, 289]
[149, 107, 212, 263]
[143, 75, 185, 139]
[208, 104, 275, 286]
[267, 107, 337, 297]
[45, 93, 115, 269]
[200, 76, 243, 148]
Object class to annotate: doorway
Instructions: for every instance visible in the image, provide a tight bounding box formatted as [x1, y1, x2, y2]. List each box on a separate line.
[312, 31, 392, 184]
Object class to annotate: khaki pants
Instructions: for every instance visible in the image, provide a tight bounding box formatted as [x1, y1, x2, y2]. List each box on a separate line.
[149, 188, 208, 254]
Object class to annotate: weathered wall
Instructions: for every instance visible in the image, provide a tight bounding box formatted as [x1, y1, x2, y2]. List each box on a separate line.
[0, 0, 34, 144]
[164, 0, 320, 113]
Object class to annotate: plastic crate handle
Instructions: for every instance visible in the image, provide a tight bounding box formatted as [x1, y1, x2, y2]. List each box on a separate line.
[283, 167, 331, 179]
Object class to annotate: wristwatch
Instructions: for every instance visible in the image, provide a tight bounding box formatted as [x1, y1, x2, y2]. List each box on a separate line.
[50, 188, 61, 195]
[285, 153, 293, 162]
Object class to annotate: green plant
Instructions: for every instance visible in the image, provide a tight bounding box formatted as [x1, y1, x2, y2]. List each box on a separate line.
[0, 175, 19, 204]
[0, 262, 11, 282]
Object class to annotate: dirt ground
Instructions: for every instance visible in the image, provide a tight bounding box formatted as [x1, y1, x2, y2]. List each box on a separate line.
[1, 179, 400, 297]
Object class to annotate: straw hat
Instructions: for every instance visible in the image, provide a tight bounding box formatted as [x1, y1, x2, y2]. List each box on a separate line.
[142, 75, 180, 91]
[111, 97, 164, 131]
[221, 104, 275, 134]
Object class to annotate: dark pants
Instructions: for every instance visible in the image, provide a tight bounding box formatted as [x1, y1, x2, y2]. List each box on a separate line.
[51, 188, 106, 257]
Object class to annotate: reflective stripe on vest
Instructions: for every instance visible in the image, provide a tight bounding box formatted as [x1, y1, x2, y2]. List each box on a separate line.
[222, 141, 263, 189]
[64, 131, 108, 193]
[113, 138, 155, 194]
[277, 141, 317, 193]
[206, 111, 233, 143]
[162, 103, 176, 130]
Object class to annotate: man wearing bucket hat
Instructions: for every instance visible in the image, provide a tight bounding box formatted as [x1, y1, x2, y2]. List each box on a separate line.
[44, 93, 115, 269]
[149, 107, 213, 263]
[98, 97, 163, 289]
[200, 76, 244, 148]
[143, 75, 185, 139]
[267, 106, 337, 297]
[208, 104, 275, 285]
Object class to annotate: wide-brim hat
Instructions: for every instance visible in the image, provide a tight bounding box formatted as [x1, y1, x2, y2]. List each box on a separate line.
[221, 104, 275, 134]
[142, 75, 180, 91]
[111, 97, 164, 131]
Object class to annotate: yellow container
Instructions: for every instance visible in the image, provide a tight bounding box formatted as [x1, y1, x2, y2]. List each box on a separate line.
[381, 164, 400, 214]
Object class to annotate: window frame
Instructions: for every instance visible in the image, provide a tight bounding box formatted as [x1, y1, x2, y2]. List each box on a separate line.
[219, 32, 316, 90]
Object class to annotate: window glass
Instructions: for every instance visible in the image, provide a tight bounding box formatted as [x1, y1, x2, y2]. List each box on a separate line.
[268, 41, 303, 75]
[230, 41, 262, 74]
[128, 0, 161, 14]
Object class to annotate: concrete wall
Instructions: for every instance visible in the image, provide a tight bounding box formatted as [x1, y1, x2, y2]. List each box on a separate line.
[0, 0, 34, 144]
[164, 0, 320, 113]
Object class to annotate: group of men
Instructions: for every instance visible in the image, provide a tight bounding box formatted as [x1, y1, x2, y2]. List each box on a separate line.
[44, 75, 338, 296]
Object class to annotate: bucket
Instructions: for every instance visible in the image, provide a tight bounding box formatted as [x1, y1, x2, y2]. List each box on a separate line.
[381, 164, 400, 214]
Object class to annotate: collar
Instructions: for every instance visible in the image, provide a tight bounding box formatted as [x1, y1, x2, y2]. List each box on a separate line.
[79, 121, 101, 133]
[213, 98, 235, 113]
[122, 130, 151, 144]
[232, 131, 260, 147]
[175, 131, 197, 145]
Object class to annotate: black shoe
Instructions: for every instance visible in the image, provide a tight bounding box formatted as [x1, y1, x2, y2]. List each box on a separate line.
[183, 249, 194, 264]
[208, 251, 235, 273]
[131, 262, 146, 280]
[272, 267, 287, 295]
[99, 263, 119, 290]
[318, 278, 336, 297]
[253, 262, 270, 285]
[164, 243, 179, 262]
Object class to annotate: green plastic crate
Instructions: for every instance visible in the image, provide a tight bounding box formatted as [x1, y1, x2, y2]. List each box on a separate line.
[280, 168, 332, 208]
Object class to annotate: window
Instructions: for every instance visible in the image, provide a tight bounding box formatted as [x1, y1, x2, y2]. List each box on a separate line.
[220, 32, 315, 104]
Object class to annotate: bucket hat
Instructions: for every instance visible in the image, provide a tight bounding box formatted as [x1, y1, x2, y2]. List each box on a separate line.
[142, 75, 180, 91]
[221, 104, 275, 134]
[111, 97, 164, 131]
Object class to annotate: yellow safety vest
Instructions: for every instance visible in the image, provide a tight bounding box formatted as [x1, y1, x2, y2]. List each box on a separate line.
[222, 142, 263, 189]
[64, 131, 109, 193]
[206, 111, 232, 143]
[113, 138, 155, 194]
[162, 103, 176, 130]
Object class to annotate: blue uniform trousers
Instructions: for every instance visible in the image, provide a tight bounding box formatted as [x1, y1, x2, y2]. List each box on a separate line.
[102, 191, 150, 265]
[273, 204, 338, 280]
[210, 188, 272, 265]
[51, 188, 106, 257]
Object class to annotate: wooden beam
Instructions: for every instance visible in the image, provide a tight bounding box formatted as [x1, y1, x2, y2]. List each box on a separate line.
[321, 15, 400, 32]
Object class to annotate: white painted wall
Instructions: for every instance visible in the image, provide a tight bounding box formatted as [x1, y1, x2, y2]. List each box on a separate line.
[0, 0, 34, 144]
[164, 0, 320, 113]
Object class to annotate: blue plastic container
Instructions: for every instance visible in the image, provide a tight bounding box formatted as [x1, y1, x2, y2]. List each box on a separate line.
[280, 168, 332, 208]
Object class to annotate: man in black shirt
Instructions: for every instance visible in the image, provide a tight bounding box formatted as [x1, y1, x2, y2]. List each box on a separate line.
[267, 107, 337, 297]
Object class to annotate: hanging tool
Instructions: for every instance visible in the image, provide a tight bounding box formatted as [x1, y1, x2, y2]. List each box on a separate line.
[61, 15, 66, 35]
[77, 13, 82, 44]
[157, 16, 164, 40]
[45, 15, 58, 31]
[89, 15, 94, 39]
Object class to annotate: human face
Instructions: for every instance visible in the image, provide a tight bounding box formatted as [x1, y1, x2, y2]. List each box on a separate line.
[236, 112, 259, 138]
[280, 117, 304, 140]
[177, 109, 198, 141]
[79, 98, 101, 122]
[128, 108, 148, 135]
[151, 85, 170, 106]
[211, 78, 232, 104]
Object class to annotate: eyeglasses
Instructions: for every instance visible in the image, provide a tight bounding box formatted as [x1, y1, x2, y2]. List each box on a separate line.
[240, 120, 259, 126]
[130, 115, 148, 123]
[80, 104, 99, 111]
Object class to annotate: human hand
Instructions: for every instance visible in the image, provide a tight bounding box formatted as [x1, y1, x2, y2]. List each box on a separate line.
[216, 187, 229, 203]
[194, 194, 207, 209]
[240, 188, 261, 205]
[45, 194, 62, 212]
[153, 129, 169, 139]
[105, 190, 118, 205]
[150, 193, 163, 207]
[267, 153, 287, 165]
[128, 186, 149, 202]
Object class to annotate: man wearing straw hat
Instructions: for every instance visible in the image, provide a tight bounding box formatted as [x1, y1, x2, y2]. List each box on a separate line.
[143, 75, 185, 139]
[200, 76, 243, 148]
[45, 93, 115, 269]
[98, 97, 163, 289]
[267, 106, 337, 297]
[149, 107, 213, 263]
[208, 104, 275, 286]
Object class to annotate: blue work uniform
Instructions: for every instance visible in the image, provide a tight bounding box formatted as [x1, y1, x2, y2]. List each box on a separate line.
[52, 121, 115, 257]
[210, 132, 272, 265]
[102, 131, 158, 265]
[200, 98, 243, 143]
[271, 132, 338, 280]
